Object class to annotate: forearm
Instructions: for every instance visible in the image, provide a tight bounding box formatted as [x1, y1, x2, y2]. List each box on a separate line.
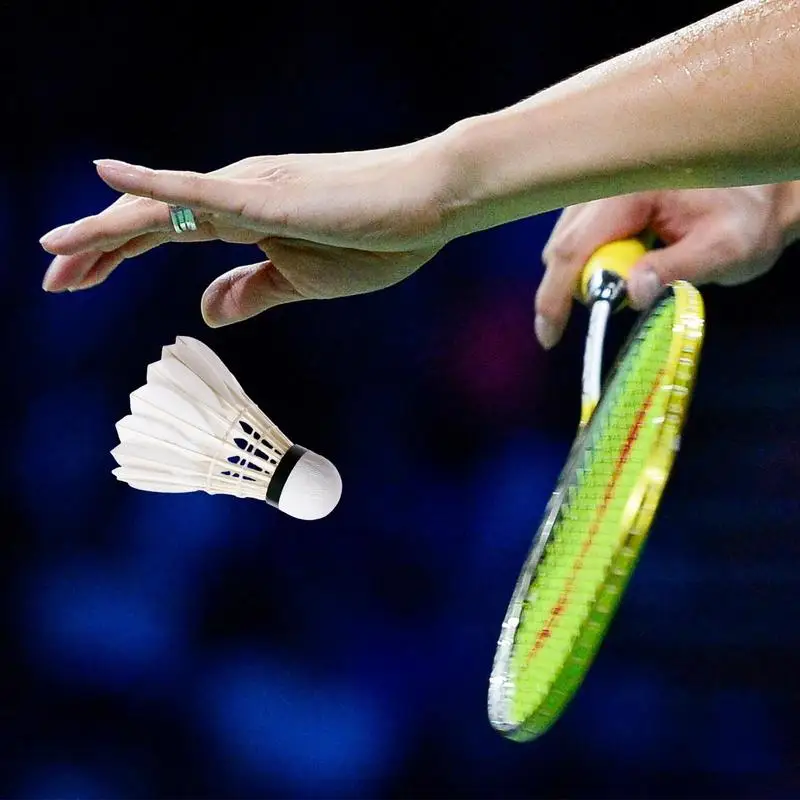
[439, 0, 800, 236]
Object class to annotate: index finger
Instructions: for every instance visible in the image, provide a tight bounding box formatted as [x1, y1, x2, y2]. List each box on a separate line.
[40, 160, 261, 256]
[535, 199, 651, 348]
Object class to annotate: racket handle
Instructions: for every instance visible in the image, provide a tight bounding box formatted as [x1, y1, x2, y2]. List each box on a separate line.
[579, 233, 655, 310]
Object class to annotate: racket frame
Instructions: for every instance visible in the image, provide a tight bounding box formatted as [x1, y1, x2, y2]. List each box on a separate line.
[488, 280, 704, 741]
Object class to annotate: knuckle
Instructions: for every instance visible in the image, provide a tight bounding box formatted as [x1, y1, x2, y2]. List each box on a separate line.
[714, 226, 751, 263]
[542, 235, 577, 266]
[257, 162, 295, 185]
[181, 171, 205, 194]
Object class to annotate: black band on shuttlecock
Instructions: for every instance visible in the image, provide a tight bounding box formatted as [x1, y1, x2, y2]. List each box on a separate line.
[265, 444, 308, 507]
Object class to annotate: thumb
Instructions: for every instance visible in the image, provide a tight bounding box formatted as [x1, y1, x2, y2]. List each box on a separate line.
[201, 262, 305, 328]
[626, 228, 723, 309]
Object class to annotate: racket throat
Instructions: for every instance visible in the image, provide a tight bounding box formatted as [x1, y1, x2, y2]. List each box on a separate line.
[580, 299, 612, 427]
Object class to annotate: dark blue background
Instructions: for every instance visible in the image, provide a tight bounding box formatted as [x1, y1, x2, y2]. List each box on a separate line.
[3, 1, 800, 797]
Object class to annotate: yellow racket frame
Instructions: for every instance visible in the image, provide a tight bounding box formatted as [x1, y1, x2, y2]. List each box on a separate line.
[488, 245, 704, 742]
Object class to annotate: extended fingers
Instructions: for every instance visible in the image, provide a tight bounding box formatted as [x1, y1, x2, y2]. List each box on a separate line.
[70, 232, 174, 291]
[42, 232, 167, 292]
[40, 197, 172, 256]
[42, 211, 226, 292]
[94, 160, 256, 213]
[39, 160, 261, 257]
[42, 225, 219, 292]
[42, 252, 101, 292]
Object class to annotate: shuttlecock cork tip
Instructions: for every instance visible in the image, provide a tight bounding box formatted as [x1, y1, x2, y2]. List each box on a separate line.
[266, 444, 342, 521]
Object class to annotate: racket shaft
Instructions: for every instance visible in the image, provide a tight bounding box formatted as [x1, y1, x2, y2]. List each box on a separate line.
[581, 300, 611, 426]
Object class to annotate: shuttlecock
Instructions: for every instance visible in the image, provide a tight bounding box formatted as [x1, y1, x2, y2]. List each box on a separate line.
[111, 336, 342, 521]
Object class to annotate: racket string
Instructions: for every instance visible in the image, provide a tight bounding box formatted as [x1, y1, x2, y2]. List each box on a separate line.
[506, 300, 679, 726]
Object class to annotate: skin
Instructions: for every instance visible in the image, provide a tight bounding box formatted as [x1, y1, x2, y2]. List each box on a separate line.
[39, 0, 800, 340]
[536, 184, 799, 348]
[39, 148, 450, 327]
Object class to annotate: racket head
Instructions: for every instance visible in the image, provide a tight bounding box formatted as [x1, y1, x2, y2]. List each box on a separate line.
[488, 280, 704, 742]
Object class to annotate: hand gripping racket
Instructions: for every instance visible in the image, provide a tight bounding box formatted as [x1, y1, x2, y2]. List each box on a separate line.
[487, 236, 705, 742]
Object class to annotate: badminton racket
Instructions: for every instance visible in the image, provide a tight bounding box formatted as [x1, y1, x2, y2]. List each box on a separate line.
[487, 235, 705, 741]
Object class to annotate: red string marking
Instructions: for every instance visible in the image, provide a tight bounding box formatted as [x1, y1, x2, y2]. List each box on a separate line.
[524, 370, 664, 666]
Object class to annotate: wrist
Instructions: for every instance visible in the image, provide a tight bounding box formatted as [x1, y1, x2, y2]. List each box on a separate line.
[435, 98, 652, 239]
[433, 63, 704, 240]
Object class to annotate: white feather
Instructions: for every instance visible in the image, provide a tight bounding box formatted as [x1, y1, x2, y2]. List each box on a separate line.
[168, 336, 247, 406]
[111, 336, 293, 500]
[110, 336, 342, 518]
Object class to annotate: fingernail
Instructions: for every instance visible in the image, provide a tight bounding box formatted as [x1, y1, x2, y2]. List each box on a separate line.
[42, 256, 81, 293]
[628, 266, 662, 309]
[201, 302, 233, 328]
[39, 223, 73, 247]
[201, 302, 222, 329]
[202, 311, 228, 329]
[535, 314, 560, 350]
[93, 158, 147, 175]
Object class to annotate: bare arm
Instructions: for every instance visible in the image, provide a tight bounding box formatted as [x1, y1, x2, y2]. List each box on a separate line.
[39, 0, 800, 324]
[442, 0, 800, 236]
